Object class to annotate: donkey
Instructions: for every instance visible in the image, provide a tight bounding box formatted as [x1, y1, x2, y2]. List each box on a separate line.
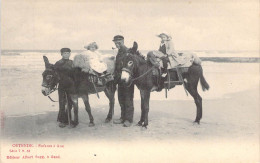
[120, 42, 209, 128]
[41, 56, 116, 127]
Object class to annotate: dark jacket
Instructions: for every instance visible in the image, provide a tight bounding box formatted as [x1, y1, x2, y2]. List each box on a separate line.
[159, 44, 167, 54]
[114, 45, 128, 83]
[54, 59, 74, 72]
[54, 58, 74, 90]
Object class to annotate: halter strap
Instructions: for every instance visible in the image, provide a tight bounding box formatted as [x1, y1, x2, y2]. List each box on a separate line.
[131, 66, 155, 82]
[122, 68, 132, 75]
[124, 65, 156, 87]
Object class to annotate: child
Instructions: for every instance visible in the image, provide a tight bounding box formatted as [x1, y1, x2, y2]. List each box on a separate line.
[157, 33, 185, 67]
[55, 48, 74, 72]
[82, 42, 107, 76]
[54, 48, 73, 128]
[147, 33, 185, 70]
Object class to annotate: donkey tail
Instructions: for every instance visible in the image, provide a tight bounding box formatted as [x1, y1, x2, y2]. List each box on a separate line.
[200, 67, 210, 91]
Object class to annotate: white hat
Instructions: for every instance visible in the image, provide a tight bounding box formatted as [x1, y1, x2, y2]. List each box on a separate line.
[157, 33, 172, 40]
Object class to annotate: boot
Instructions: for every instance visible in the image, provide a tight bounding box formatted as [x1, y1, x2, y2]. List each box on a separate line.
[59, 122, 67, 128]
[113, 118, 124, 124]
[123, 120, 132, 127]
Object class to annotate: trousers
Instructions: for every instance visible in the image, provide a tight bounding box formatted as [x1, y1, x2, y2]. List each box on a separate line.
[117, 83, 135, 122]
[57, 88, 72, 123]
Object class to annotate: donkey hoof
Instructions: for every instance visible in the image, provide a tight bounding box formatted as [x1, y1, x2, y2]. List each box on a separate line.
[142, 125, 148, 129]
[69, 121, 78, 128]
[193, 120, 200, 125]
[89, 122, 95, 127]
[105, 118, 112, 123]
[137, 121, 143, 126]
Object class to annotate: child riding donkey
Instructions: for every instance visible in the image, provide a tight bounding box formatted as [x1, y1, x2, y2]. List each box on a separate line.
[83, 42, 108, 75]
[147, 33, 202, 91]
[74, 42, 114, 86]
[147, 33, 184, 70]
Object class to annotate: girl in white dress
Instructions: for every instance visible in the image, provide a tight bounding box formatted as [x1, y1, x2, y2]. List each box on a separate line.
[82, 42, 107, 75]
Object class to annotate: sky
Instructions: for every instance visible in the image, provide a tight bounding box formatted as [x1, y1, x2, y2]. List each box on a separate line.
[1, 0, 259, 51]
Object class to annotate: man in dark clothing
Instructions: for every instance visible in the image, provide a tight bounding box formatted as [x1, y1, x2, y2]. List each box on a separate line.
[113, 35, 135, 127]
[54, 48, 74, 128]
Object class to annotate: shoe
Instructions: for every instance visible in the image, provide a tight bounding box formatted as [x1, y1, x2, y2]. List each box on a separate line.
[59, 122, 67, 128]
[113, 118, 124, 124]
[161, 73, 167, 77]
[123, 120, 132, 127]
[97, 78, 103, 86]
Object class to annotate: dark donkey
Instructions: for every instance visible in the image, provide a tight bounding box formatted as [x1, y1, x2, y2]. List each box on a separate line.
[41, 56, 116, 127]
[120, 42, 209, 128]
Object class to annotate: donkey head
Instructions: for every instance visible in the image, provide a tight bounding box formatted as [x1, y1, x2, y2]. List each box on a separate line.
[121, 41, 143, 84]
[41, 56, 60, 96]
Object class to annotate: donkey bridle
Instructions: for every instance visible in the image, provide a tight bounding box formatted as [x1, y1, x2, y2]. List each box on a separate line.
[122, 64, 156, 87]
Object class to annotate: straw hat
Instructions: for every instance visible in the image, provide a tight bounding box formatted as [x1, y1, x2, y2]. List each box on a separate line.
[157, 33, 172, 40]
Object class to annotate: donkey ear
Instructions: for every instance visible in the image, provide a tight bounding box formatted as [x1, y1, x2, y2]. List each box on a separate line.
[43, 56, 50, 68]
[132, 41, 138, 53]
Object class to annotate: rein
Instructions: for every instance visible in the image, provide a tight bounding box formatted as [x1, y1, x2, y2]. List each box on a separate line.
[48, 95, 58, 102]
[123, 65, 156, 87]
[46, 84, 59, 102]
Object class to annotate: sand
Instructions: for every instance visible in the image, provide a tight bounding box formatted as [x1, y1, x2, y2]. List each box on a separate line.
[1, 87, 259, 162]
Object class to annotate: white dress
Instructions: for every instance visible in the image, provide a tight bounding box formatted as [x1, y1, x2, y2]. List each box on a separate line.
[82, 50, 107, 73]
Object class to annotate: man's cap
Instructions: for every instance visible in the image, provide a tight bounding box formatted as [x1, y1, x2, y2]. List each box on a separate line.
[113, 35, 124, 41]
[60, 48, 71, 53]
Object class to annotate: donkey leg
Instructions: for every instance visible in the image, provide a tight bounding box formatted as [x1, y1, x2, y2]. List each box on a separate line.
[104, 83, 116, 123]
[195, 94, 202, 123]
[142, 90, 151, 128]
[185, 81, 202, 124]
[82, 94, 95, 127]
[138, 90, 145, 126]
[70, 94, 79, 127]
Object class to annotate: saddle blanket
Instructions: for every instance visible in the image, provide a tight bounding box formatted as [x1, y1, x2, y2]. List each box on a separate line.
[150, 51, 201, 69]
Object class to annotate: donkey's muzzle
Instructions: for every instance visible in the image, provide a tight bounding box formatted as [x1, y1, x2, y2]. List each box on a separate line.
[121, 71, 130, 83]
[42, 90, 47, 96]
[41, 86, 51, 96]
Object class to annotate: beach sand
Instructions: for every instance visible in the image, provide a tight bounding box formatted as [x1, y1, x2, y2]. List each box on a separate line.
[1, 87, 259, 163]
